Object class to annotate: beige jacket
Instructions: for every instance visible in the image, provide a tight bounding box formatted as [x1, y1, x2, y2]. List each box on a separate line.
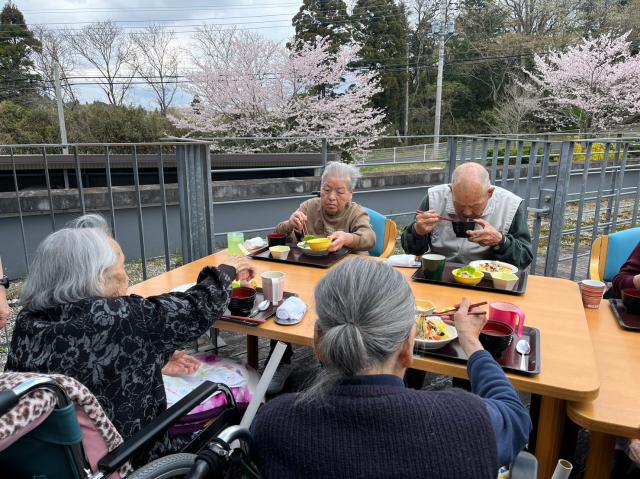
[276, 198, 376, 252]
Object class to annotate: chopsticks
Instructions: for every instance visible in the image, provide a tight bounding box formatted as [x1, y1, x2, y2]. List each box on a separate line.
[415, 210, 456, 222]
[431, 301, 488, 317]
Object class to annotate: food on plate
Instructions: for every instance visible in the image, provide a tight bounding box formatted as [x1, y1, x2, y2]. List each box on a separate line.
[475, 261, 515, 274]
[416, 314, 450, 341]
[451, 266, 484, 286]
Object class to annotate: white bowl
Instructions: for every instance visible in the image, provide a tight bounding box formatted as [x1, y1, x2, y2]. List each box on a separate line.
[414, 316, 458, 351]
[297, 241, 329, 257]
[469, 260, 518, 278]
[490, 272, 519, 291]
[269, 246, 290, 260]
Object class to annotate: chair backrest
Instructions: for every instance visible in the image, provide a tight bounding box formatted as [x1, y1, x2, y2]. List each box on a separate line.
[0, 402, 85, 479]
[364, 207, 397, 258]
[590, 228, 640, 282]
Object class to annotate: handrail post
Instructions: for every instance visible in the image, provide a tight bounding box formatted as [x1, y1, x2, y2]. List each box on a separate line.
[176, 143, 215, 263]
[544, 141, 573, 277]
[445, 137, 457, 183]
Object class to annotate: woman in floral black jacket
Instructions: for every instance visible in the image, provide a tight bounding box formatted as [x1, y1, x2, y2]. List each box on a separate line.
[6, 215, 255, 464]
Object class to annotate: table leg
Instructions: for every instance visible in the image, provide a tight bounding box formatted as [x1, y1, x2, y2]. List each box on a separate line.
[584, 431, 615, 479]
[247, 335, 259, 370]
[534, 396, 566, 479]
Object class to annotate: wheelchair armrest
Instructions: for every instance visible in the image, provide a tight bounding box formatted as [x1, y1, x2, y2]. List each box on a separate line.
[97, 381, 221, 474]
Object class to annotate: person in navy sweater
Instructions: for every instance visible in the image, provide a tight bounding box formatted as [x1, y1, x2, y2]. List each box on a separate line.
[251, 258, 531, 478]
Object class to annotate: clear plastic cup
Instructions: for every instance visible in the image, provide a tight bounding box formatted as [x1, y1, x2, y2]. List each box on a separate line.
[227, 232, 245, 256]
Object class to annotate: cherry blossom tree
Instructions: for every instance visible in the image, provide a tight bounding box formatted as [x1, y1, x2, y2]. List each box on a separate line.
[524, 32, 640, 131]
[172, 28, 386, 152]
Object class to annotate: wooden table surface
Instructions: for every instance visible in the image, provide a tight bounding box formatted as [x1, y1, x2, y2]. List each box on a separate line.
[566, 302, 640, 479]
[129, 250, 600, 477]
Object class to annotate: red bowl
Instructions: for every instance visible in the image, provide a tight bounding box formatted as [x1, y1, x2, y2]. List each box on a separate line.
[267, 233, 287, 246]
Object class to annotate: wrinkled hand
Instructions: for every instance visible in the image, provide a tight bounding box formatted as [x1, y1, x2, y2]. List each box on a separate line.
[630, 439, 640, 464]
[414, 210, 439, 236]
[223, 256, 256, 284]
[452, 297, 487, 357]
[466, 219, 502, 247]
[289, 210, 308, 233]
[162, 351, 200, 376]
[328, 231, 353, 252]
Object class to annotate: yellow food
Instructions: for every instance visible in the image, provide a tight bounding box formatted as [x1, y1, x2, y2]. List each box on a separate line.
[416, 314, 450, 341]
[476, 262, 513, 274]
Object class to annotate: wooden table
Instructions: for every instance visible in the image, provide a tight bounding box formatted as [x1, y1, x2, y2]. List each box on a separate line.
[129, 250, 600, 478]
[566, 302, 640, 479]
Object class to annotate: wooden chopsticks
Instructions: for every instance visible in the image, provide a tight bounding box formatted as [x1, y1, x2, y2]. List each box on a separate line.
[430, 301, 488, 317]
[415, 210, 456, 222]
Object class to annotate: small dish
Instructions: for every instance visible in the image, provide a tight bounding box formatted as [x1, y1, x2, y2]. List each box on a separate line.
[269, 245, 290, 260]
[491, 272, 519, 291]
[469, 260, 519, 278]
[451, 266, 484, 286]
[414, 315, 458, 350]
[297, 241, 329, 257]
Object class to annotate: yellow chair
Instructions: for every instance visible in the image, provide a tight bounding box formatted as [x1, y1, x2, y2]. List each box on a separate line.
[589, 228, 640, 281]
[364, 207, 398, 259]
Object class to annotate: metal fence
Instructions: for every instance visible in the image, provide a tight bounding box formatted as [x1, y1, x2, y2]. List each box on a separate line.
[1, 135, 639, 284]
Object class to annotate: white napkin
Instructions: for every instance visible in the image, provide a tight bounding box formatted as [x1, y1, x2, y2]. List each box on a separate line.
[385, 254, 421, 268]
[276, 296, 307, 325]
[245, 237, 267, 249]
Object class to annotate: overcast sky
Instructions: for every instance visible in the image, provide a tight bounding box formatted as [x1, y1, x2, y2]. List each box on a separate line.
[17, 0, 304, 108]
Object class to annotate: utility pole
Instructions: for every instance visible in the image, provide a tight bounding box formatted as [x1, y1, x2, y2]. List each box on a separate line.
[54, 63, 68, 155]
[432, 0, 447, 161]
[404, 31, 410, 142]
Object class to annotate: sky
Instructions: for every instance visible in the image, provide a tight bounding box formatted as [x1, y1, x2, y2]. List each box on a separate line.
[16, 0, 305, 109]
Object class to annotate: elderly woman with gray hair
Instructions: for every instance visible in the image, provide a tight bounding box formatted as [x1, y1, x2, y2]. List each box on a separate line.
[275, 161, 376, 253]
[268, 161, 377, 393]
[6, 214, 255, 464]
[252, 258, 531, 478]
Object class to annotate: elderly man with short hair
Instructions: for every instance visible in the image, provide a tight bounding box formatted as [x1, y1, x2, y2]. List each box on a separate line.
[402, 162, 533, 270]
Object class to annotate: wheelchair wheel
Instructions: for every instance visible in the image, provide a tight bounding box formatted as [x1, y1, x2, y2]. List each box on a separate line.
[126, 453, 196, 479]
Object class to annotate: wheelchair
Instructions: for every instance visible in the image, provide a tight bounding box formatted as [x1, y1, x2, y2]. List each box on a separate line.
[0, 375, 241, 479]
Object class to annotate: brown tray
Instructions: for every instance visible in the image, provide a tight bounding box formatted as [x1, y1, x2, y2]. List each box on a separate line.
[249, 244, 350, 268]
[414, 326, 541, 375]
[217, 288, 297, 327]
[411, 263, 528, 295]
[609, 299, 640, 331]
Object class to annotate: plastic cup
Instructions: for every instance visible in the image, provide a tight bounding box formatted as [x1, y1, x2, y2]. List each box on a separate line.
[227, 232, 245, 256]
[421, 254, 446, 280]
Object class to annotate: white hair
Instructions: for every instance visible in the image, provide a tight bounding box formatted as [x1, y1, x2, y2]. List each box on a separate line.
[66, 213, 112, 235]
[21, 226, 117, 311]
[299, 258, 416, 402]
[451, 163, 490, 192]
[321, 161, 362, 191]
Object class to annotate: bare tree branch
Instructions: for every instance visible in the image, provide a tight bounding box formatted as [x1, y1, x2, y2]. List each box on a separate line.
[64, 21, 136, 106]
[32, 27, 77, 105]
[130, 25, 179, 115]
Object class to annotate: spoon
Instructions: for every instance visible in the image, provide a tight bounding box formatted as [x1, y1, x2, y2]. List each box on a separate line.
[249, 299, 270, 317]
[516, 339, 531, 370]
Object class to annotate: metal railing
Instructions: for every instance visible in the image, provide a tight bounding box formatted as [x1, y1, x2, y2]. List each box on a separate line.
[1, 135, 639, 284]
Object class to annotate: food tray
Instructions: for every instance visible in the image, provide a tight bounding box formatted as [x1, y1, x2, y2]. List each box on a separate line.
[414, 326, 541, 375]
[218, 288, 297, 327]
[410, 262, 528, 295]
[249, 244, 350, 268]
[609, 299, 640, 331]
